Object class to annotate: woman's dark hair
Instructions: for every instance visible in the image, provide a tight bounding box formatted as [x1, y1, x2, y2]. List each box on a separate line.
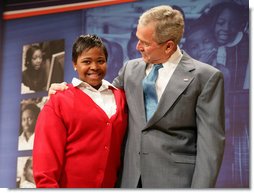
[22, 103, 40, 119]
[20, 103, 41, 134]
[203, 2, 248, 32]
[23, 157, 32, 172]
[25, 45, 43, 68]
[23, 157, 33, 182]
[72, 34, 108, 63]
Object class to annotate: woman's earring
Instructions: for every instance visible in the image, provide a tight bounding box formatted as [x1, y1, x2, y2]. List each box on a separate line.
[74, 67, 77, 71]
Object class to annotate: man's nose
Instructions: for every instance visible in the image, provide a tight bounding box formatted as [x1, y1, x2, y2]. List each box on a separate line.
[136, 41, 143, 51]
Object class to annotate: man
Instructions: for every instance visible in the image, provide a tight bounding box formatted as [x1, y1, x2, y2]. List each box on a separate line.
[50, 5, 225, 188]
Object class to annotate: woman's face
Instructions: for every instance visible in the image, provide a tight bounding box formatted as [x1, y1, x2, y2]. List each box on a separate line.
[31, 49, 43, 70]
[214, 8, 240, 45]
[73, 47, 107, 90]
[186, 28, 216, 62]
[24, 159, 35, 183]
[21, 109, 36, 133]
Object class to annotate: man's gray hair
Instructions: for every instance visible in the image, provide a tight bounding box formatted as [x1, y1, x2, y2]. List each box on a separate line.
[139, 5, 184, 45]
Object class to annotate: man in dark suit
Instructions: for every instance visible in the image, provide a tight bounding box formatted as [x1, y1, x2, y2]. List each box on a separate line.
[49, 5, 225, 188]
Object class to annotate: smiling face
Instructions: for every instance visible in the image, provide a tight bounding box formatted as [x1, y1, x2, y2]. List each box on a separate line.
[21, 109, 36, 133]
[73, 47, 107, 89]
[186, 28, 216, 60]
[214, 8, 239, 45]
[31, 49, 43, 70]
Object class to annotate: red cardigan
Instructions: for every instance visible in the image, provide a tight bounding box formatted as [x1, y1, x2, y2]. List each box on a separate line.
[33, 85, 127, 188]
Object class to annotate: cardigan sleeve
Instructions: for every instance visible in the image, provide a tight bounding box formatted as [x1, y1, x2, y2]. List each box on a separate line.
[33, 96, 67, 188]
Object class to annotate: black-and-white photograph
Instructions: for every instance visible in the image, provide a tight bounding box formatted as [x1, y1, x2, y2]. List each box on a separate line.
[21, 39, 65, 94]
[18, 97, 47, 151]
[16, 156, 35, 188]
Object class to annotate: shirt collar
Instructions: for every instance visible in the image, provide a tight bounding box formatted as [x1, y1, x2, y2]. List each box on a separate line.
[164, 45, 183, 66]
[147, 46, 183, 69]
[225, 31, 243, 47]
[71, 77, 117, 91]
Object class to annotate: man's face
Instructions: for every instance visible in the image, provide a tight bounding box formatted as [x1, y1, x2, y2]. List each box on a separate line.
[136, 23, 169, 64]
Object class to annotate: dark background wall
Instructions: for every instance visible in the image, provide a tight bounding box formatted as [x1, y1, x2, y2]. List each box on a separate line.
[0, 0, 249, 188]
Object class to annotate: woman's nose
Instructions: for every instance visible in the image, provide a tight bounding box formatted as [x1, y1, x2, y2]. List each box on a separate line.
[90, 62, 98, 70]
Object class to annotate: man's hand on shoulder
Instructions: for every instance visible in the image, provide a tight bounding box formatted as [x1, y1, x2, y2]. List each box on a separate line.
[48, 82, 68, 96]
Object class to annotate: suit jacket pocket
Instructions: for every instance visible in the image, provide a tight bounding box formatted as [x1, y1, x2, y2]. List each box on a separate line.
[170, 153, 196, 164]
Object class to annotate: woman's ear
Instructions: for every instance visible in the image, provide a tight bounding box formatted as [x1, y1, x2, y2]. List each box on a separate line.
[72, 62, 77, 71]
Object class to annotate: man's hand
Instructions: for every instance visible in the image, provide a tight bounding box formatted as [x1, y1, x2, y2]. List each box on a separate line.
[48, 82, 68, 96]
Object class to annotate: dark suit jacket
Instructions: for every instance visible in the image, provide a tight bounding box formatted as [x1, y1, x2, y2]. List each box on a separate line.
[113, 51, 225, 188]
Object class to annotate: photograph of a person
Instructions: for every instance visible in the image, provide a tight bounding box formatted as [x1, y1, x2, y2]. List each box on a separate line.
[21, 39, 65, 94]
[16, 156, 35, 188]
[18, 97, 47, 151]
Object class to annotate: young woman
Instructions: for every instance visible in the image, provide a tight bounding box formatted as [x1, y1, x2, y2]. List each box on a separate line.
[22, 44, 47, 92]
[33, 34, 128, 188]
[19, 103, 40, 150]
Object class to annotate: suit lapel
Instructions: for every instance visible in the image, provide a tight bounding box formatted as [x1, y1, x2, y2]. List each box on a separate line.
[145, 52, 196, 128]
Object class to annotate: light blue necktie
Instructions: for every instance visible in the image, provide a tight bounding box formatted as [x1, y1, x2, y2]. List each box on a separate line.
[143, 64, 163, 121]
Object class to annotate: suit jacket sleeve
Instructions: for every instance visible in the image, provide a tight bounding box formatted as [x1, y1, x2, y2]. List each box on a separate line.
[112, 61, 128, 89]
[191, 70, 225, 187]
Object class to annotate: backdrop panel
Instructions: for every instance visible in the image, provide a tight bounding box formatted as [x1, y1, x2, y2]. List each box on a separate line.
[0, 0, 249, 188]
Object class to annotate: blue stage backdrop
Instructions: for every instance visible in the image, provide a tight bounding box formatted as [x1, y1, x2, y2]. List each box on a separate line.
[0, 0, 249, 188]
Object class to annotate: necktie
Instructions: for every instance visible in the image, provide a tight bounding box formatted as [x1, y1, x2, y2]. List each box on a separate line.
[143, 64, 163, 121]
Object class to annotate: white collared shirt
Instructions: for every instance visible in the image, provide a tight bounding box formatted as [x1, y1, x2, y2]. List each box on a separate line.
[18, 132, 34, 151]
[145, 46, 183, 101]
[72, 78, 117, 118]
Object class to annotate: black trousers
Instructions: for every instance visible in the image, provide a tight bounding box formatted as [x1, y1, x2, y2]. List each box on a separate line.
[137, 176, 142, 188]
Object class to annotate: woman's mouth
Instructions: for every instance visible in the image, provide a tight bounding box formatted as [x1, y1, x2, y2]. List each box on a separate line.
[87, 72, 101, 79]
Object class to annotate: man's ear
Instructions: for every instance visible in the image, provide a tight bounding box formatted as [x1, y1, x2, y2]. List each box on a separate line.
[165, 40, 176, 54]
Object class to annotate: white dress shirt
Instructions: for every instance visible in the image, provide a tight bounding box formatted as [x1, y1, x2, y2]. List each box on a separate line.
[20, 180, 36, 188]
[72, 78, 117, 118]
[18, 132, 34, 151]
[145, 46, 183, 101]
